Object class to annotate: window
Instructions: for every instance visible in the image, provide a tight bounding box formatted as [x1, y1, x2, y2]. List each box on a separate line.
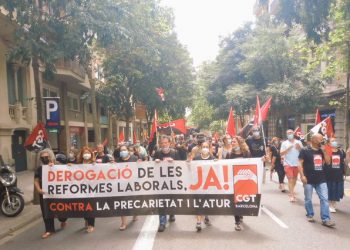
[6, 63, 28, 106]
[100, 106, 106, 116]
[88, 103, 93, 113]
[88, 130, 95, 143]
[68, 94, 80, 111]
[43, 87, 58, 97]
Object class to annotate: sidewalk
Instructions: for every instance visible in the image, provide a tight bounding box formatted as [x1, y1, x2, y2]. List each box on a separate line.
[0, 170, 41, 240]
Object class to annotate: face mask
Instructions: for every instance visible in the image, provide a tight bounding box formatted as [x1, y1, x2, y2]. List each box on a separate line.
[331, 141, 338, 148]
[120, 151, 129, 158]
[202, 148, 210, 155]
[135, 143, 140, 147]
[274, 141, 279, 146]
[161, 147, 170, 153]
[83, 153, 91, 160]
[233, 146, 240, 152]
[68, 153, 75, 159]
[287, 134, 294, 140]
[227, 139, 232, 144]
[253, 131, 260, 137]
[40, 156, 50, 165]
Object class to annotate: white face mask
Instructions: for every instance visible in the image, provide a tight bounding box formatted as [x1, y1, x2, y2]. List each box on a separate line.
[69, 153, 75, 159]
[83, 153, 91, 160]
[202, 148, 210, 155]
[253, 131, 260, 137]
[227, 139, 232, 144]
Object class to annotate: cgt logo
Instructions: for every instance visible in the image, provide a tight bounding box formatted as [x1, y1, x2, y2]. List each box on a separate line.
[235, 194, 257, 203]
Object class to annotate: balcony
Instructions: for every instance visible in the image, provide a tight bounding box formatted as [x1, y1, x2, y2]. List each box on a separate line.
[9, 105, 15, 120]
[55, 59, 89, 88]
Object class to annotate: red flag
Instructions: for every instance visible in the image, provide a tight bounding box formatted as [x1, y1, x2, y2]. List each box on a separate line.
[226, 107, 236, 137]
[148, 110, 158, 154]
[24, 122, 49, 151]
[155, 88, 165, 101]
[254, 95, 262, 126]
[133, 130, 137, 144]
[310, 116, 334, 139]
[315, 109, 321, 125]
[294, 126, 304, 140]
[261, 97, 272, 121]
[213, 132, 219, 142]
[119, 131, 125, 143]
[157, 119, 187, 135]
[326, 117, 334, 138]
[102, 138, 108, 146]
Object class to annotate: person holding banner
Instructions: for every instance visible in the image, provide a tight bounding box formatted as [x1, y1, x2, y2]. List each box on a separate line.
[34, 149, 66, 239]
[78, 146, 96, 233]
[325, 137, 345, 213]
[280, 130, 303, 202]
[298, 134, 335, 227]
[218, 135, 233, 160]
[227, 136, 251, 231]
[270, 137, 286, 192]
[154, 135, 179, 232]
[95, 144, 112, 163]
[193, 141, 214, 232]
[117, 145, 139, 230]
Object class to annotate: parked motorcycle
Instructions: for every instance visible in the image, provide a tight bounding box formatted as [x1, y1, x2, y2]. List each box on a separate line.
[0, 165, 24, 217]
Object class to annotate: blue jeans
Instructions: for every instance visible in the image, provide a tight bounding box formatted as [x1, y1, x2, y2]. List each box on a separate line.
[159, 215, 167, 225]
[304, 182, 330, 222]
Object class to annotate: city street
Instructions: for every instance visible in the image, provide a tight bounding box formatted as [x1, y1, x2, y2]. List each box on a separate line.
[1, 172, 350, 250]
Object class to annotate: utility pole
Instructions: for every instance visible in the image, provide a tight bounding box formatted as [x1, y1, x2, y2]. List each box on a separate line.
[346, 41, 350, 149]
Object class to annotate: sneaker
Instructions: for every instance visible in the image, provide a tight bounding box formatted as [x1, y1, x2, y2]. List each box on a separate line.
[307, 216, 315, 223]
[158, 224, 166, 232]
[196, 222, 202, 232]
[204, 216, 211, 226]
[169, 215, 176, 222]
[235, 223, 242, 231]
[329, 207, 336, 213]
[322, 220, 335, 228]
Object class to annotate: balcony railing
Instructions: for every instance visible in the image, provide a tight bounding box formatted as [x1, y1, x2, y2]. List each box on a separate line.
[22, 106, 27, 121]
[55, 59, 85, 79]
[9, 105, 15, 120]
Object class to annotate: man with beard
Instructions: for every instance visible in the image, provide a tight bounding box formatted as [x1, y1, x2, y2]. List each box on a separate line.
[154, 135, 179, 232]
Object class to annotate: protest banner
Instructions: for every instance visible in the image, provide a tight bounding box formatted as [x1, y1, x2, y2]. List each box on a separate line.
[42, 158, 263, 218]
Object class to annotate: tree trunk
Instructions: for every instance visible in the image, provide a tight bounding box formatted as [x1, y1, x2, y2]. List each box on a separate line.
[32, 57, 43, 123]
[125, 115, 130, 141]
[88, 76, 101, 144]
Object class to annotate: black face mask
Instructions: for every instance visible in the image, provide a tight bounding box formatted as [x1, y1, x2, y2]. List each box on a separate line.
[40, 156, 50, 165]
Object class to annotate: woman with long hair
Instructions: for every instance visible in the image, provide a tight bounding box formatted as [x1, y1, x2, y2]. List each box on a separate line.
[78, 146, 96, 233]
[270, 137, 286, 192]
[227, 136, 251, 231]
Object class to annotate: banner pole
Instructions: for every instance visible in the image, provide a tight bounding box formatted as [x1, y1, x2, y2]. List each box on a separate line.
[260, 122, 268, 184]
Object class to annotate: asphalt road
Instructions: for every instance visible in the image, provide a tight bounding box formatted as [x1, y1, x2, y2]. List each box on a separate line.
[1, 172, 350, 250]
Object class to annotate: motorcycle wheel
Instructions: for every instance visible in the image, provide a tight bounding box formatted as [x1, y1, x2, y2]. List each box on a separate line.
[1, 193, 25, 217]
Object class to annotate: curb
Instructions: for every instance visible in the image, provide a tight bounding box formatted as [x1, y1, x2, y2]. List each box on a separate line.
[0, 201, 40, 241]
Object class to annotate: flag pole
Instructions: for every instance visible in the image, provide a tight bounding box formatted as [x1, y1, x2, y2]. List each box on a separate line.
[260, 122, 268, 185]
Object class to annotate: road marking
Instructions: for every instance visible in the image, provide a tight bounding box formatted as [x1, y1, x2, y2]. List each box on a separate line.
[132, 215, 158, 250]
[261, 205, 289, 229]
[345, 189, 350, 197]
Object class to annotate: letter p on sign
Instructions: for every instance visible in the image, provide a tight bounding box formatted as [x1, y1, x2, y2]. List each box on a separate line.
[46, 100, 58, 120]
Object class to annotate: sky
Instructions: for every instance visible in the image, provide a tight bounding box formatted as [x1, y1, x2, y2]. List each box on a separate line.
[162, 0, 256, 67]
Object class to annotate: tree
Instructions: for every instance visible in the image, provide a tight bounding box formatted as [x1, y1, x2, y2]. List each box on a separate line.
[99, 1, 194, 138]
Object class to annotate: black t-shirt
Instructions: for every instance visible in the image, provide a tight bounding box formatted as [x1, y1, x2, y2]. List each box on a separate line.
[193, 154, 214, 161]
[270, 145, 282, 168]
[95, 154, 111, 163]
[227, 151, 250, 159]
[34, 166, 43, 188]
[325, 150, 345, 182]
[176, 144, 188, 160]
[299, 147, 326, 184]
[246, 137, 266, 157]
[153, 148, 179, 161]
[118, 155, 138, 163]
